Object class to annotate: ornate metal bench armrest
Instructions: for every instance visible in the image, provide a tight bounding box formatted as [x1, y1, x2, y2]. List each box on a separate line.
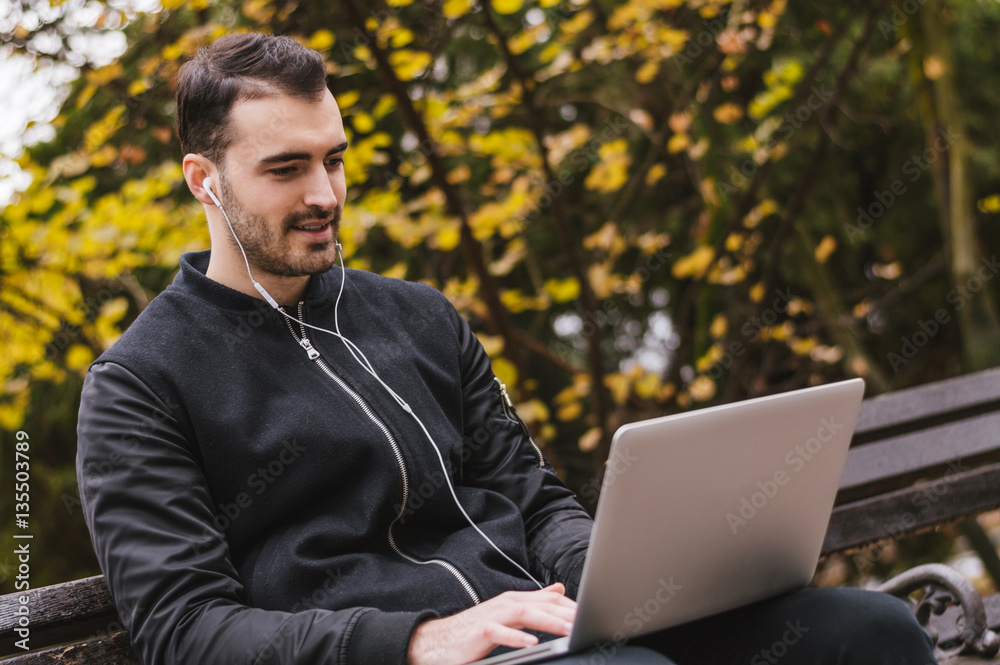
[876, 563, 999, 660]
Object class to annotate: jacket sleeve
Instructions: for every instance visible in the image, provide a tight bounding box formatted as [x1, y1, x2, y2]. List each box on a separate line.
[447, 305, 594, 598]
[76, 361, 434, 665]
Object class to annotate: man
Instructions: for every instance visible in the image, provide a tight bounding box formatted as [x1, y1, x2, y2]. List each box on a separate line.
[76, 33, 936, 665]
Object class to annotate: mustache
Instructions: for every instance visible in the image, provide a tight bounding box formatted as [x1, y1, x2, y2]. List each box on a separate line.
[285, 207, 341, 228]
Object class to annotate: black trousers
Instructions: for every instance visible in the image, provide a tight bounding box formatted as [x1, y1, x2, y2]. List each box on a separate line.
[543, 587, 938, 664]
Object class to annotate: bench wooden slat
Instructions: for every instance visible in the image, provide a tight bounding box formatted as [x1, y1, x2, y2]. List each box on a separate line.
[0, 631, 138, 664]
[0, 577, 119, 658]
[824, 461, 1000, 554]
[838, 413, 1000, 502]
[853, 367, 1000, 441]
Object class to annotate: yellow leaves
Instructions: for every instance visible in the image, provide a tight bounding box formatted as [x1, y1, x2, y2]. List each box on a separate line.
[557, 401, 583, 421]
[390, 28, 415, 49]
[351, 112, 375, 134]
[516, 399, 550, 426]
[633, 372, 661, 400]
[645, 163, 667, 186]
[488, 238, 526, 276]
[743, 199, 778, 229]
[382, 262, 408, 280]
[555, 374, 591, 423]
[713, 102, 744, 124]
[87, 63, 124, 86]
[810, 344, 844, 365]
[127, 79, 149, 97]
[90, 145, 118, 168]
[470, 127, 538, 166]
[707, 262, 746, 285]
[604, 373, 630, 405]
[749, 58, 803, 119]
[510, 24, 550, 56]
[0, 391, 29, 430]
[83, 105, 126, 153]
[923, 56, 945, 81]
[307, 29, 336, 51]
[561, 8, 595, 34]
[584, 221, 627, 257]
[750, 282, 765, 303]
[433, 222, 462, 252]
[492, 356, 519, 388]
[636, 231, 671, 255]
[343, 133, 391, 187]
[544, 124, 591, 168]
[491, 0, 523, 14]
[477, 333, 505, 357]
[671, 245, 715, 279]
[688, 375, 716, 402]
[814, 235, 837, 264]
[758, 10, 777, 29]
[66, 345, 94, 371]
[579, 427, 602, 452]
[584, 138, 631, 194]
[241, 0, 275, 22]
[500, 288, 549, 312]
[636, 61, 659, 84]
[725, 232, 743, 253]
[978, 195, 1000, 213]
[667, 133, 689, 154]
[469, 177, 534, 240]
[696, 344, 723, 371]
[444, 0, 474, 19]
[389, 50, 432, 81]
[587, 262, 615, 299]
[710, 313, 728, 339]
[337, 90, 361, 112]
[544, 277, 581, 303]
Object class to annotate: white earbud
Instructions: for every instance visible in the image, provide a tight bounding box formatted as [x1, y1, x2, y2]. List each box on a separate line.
[203, 177, 223, 208]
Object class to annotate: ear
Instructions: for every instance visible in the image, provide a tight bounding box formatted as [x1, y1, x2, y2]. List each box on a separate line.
[182, 153, 219, 207]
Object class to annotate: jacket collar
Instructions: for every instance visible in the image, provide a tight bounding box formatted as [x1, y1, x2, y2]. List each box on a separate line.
[173, 250, 335, 311]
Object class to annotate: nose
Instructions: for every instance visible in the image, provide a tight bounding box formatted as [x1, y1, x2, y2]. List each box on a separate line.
[302, 165, 338, 211]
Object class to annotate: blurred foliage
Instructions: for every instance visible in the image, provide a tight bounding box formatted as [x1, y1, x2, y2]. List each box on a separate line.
[2, 0, 1000, 589]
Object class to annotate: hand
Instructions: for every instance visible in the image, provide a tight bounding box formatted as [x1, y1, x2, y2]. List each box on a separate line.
[407, 583, 576, 665]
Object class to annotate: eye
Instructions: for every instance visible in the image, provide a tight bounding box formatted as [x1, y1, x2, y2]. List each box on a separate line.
[269, 166, 297, 177]
[326, 156, 344, 169]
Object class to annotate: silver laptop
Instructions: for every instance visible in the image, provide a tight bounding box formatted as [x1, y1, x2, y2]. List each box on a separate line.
[474, 378, 865, 664]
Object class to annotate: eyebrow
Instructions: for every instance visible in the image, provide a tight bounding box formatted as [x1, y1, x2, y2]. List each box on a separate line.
[259, 141, 349, 165]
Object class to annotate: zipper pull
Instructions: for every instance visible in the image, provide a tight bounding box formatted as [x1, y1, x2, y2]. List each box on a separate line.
[298, 337, 321, 360]
[496, 377, 515, 408]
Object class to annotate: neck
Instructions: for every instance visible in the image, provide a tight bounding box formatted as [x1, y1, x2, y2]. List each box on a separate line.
[205, 243, 311, 307]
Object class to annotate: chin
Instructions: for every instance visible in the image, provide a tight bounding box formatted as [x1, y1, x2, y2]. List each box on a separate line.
[291, 253, 339, 277]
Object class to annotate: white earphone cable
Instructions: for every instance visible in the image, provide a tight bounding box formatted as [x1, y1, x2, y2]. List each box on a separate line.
[205, 179, 544, 589]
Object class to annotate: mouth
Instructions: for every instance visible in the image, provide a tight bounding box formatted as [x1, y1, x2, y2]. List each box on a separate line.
[290, 220, 334, 240]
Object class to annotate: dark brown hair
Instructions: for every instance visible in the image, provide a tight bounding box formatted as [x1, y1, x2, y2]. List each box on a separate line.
[175, 33, 328, 164]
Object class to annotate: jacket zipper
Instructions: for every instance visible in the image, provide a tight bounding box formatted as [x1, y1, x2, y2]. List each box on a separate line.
[494, 377, 545, 468]
[281, 303, 481, 605]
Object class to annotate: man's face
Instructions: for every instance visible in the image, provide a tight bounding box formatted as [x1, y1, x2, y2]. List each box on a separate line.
[215, 88, 348, 278]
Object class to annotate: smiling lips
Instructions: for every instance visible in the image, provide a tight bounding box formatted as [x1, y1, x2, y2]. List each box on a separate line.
[293, 221, 329, 231]
[291, 220, 333, 240]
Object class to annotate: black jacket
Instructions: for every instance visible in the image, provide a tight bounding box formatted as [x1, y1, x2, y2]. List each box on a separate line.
[76, 250, 594, 665]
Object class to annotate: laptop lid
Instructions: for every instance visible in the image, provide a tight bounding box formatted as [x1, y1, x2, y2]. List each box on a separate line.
[568, 378, 865, 651]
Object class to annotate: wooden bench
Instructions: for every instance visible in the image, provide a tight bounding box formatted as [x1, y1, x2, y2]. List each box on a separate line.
[4, 367, 1000, 664]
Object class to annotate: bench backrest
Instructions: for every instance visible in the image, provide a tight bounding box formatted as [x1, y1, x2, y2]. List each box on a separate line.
[823, 366, 1000, 554]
